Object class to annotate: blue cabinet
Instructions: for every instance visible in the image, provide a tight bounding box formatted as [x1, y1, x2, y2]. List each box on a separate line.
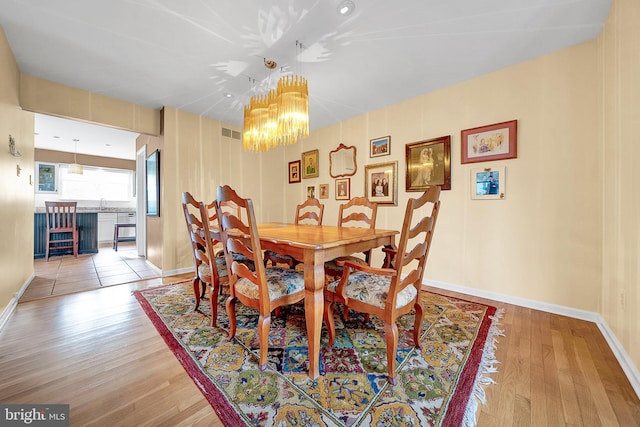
[34, 212, 98, 258]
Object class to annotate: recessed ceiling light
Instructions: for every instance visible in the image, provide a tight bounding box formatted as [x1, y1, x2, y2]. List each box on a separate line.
[337, 0, 355, 16]
[224, 93, 233, 98]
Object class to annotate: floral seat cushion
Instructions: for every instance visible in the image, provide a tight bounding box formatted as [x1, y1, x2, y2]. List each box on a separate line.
[197, 252, 254, 279]
[326, 271, 417, 310]
[235, 267, 305, 301]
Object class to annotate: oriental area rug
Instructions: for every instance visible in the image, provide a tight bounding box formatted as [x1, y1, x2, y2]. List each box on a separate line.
[134, 281, 503, 426]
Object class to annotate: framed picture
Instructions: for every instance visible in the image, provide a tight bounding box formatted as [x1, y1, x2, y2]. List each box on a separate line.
[319, 183, 329, 199]
[36, 162, 57, 193]
[370, 135, 391, 157]
[289, 160, 301, 183]
[146, 149, 160, 216]
[461, 120, 517, 164]
[471, 166, 505, 200]
[302, 149, 319, 178]
[365, 161, 398, 206]
[306, 185, 316, 199]
[335, 178, 350, 200]
[405, 135, 451, 191]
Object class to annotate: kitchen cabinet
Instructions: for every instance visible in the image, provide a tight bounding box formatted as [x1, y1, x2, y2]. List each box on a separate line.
[34, 213, 98, 258]
[98, 213, 117, 243]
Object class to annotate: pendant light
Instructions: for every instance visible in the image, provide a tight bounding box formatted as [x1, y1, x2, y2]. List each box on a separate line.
[69, 138, 83, 174]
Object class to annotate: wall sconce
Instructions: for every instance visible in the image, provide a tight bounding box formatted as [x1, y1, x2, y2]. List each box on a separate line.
[9, 134, 22, 157]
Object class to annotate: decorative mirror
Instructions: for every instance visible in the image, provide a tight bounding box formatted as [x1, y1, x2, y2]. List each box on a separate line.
[329, 143, 357, 178]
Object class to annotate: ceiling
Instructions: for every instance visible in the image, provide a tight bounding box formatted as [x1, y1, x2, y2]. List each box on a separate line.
[1, 0, 612, 160]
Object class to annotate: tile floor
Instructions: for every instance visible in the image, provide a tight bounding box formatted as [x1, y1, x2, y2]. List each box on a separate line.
[22, 242, 161, 302]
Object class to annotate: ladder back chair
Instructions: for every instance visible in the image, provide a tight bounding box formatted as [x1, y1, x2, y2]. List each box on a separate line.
[324, 196, 378, 281]
[264, 197, 325, 268]
[216, 185, 306, 371]
[44, 201, 79, 261]
[323, 186, 441, 384]
[181, 192, 228, 325]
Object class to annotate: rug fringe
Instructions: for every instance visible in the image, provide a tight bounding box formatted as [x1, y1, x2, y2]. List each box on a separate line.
[462, 308, 505, 427]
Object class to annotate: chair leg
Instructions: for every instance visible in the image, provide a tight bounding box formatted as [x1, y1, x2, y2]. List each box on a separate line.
[209, 284, 220, 327]
[45, 233, 50, 261]
[413, 299, 425, 349]
[323, 301, 336, 347]
[193, 277, 201, 310]
[226, 296, 237, 339]
[384, 321, 399, 385]
[257, 312, 271, 371]
[73, 229, 79, 258]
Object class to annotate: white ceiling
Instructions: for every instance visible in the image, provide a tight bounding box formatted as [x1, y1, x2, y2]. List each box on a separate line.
[1, 0, 612, 159]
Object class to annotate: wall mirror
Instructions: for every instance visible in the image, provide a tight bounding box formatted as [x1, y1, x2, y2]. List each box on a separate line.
[329, 143, 357, 178]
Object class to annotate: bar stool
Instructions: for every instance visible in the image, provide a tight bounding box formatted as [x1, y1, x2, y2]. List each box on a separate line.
[113, 223, 136, 251]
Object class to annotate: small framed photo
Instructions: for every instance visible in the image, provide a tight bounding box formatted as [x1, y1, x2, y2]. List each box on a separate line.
[406, 135, 451, 191]
[370, 135, 391, 157]
[471, 166, 505, 200]
[461, 120, 517, 164]
[365, 161, 398, 206]
[302, 149, 319, 178]
[319, 183, 329, 199]
[288, 160, 301, 183]
[335, 178, 350, 200]
[306, 185, 316, 199]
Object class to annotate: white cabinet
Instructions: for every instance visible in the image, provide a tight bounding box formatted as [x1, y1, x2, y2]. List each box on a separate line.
[98, 213, 117, 243]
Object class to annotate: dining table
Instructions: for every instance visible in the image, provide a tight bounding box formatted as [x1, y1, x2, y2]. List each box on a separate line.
[256, 223, 398, 379]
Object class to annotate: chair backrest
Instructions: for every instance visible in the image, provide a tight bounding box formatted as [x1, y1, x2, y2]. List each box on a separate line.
[181, 192, 219, 282]
[295, 198, 324, 225]
[45, 201, 77, 231]
[389, 186, 441, 304]
[216, 185, 269, 301]
[337, 196, 377, 229]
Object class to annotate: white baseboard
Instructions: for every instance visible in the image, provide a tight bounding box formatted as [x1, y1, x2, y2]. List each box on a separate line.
[0, 273, 35, 332]
[426, 279, 640, 400]
[160, 266, 193, 277]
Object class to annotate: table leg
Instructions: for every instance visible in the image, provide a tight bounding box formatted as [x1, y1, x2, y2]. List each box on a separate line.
[303, 249, 325, 379]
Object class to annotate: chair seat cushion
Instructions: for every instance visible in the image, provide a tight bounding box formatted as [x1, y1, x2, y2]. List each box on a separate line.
[235, 267, 305, 301]
[326, 271, 417, 310]
[197, 253, 254, 280]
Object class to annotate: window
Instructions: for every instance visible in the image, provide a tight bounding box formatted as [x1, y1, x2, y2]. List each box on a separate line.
[59, 165, 135, 201]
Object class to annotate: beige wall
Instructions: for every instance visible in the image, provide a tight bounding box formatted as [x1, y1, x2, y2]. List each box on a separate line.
[0, 27, 34, 316]
[35, 148, 136, 170]
[600, 0, 640, 377]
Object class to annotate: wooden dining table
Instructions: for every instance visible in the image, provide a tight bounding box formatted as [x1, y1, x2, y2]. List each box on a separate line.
[256, 223, 398, 379]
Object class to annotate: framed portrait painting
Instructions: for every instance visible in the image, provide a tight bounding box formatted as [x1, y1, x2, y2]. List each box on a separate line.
[470, 166, 505, 200]
[461, 120, 517, 164]
[405, 135, 451, 191]
[319, 183, 329, 199]
[288, 160, 301, 183]
[370, 136, 391, 158]
[302, 149, 319, 179]
[335, 178, 350, 201]
[365, 161, 398, 206]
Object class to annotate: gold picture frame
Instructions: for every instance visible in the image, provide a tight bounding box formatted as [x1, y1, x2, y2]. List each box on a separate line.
[302, 149, 319, 179]
[365, 161, 398, 206]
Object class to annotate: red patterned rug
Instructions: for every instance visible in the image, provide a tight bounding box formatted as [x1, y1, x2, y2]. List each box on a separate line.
[134, 281, 502, 426]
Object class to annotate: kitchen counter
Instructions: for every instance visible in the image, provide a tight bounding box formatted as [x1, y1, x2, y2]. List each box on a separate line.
[34, 212, 99, 258]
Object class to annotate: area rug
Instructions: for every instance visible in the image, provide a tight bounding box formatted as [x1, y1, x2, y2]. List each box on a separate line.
[134, 281, 503, 426]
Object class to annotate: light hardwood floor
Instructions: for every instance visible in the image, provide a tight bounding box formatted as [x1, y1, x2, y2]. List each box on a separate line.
[1, 275, 638, 426]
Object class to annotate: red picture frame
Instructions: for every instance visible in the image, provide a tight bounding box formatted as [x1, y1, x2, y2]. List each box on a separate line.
[461, 120, 517, 164]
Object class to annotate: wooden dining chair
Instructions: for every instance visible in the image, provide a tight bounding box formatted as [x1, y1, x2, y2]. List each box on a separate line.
[324, 196, 378, 281]
[181, 192, 228, 325]
[216, 185, 305, 371]
[323, 186, 441, 384]
[45, 201, 79, 261]
[264, 197, 324, 268]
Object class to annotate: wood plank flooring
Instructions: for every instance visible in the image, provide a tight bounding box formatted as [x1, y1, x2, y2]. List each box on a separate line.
[1, 276, 638, 426]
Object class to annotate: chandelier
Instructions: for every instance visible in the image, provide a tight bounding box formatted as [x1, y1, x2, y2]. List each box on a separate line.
[243, 42, 309, 152]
